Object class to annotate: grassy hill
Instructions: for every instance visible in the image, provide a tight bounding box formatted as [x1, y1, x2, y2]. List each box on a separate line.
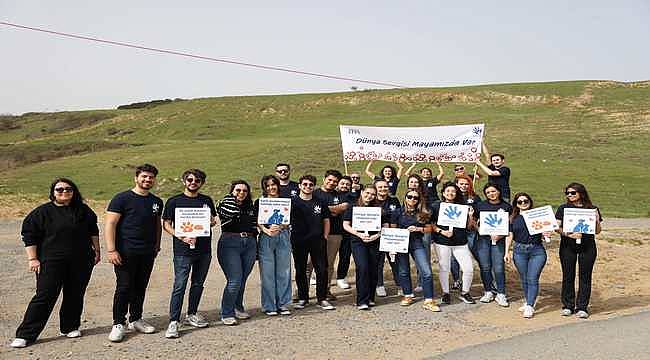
[1, 80, 649, 217]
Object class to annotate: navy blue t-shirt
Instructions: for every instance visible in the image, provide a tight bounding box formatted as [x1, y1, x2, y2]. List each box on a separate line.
[390, 208, 430, 247]
[290, 196, 331, 242]
[555, 203, 602, 243]
[374, 176, 400, 196]
[430, 201, 468, 246]
[107, 190, 163, 255]
[487, 165, 511, 200]
[475, 200, 512, 241]
[279, 181, 300, 198]
[163, 193, 216, 256]
[424, 178, 440, 203]
[510, 214, 542, 244]
[314, 188, 349, 235]
[378, 196, 401, 224]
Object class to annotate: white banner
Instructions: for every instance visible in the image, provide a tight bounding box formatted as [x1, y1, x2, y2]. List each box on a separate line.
[479, 211, 509, 236]
[437, 203, 469, 228]
[257, 198, 292, 225]
[340, 124, 484, 162]
[563, 208, 597, 235]
[352, 207, 382, 232]
[174, 208, 211, 237]
[521, 205, 559, 235]
[379, 228, 410, 253]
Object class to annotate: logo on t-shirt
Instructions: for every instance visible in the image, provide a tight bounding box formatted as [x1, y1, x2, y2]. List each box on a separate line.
[313, 205, 321, 215]
[427, 183, 433, 188]
[389, 204, 396, 211]
[152, 203, 160, 214]
[333, 197, 340, 204]
[291, 190, 298, 196]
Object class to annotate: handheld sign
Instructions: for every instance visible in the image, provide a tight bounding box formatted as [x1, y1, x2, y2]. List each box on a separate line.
[175, 208, 211, 241]
[521, 205, 558, 242]
[437, 203, 469, 228]
[563, 208, 597, 236]
[479, 211, 509, 236]
[257, 198, 291, 225]
[379, 228, 409, 253]
[352, 207, 382, 232]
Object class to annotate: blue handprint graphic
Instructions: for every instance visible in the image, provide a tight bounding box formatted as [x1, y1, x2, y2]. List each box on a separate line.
[484, 213, 502, 228]
[572, 219, 590, 233]
[444, 205, 462, 220]
[267, 209, 284, 225]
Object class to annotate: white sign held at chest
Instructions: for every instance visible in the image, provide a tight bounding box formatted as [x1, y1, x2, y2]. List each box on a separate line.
[174, 208, 211, 238]
[479, 210, 509, 236]
[437, 203, 469, 228]
[521, 205, 559, 235]
[379, 228, 410, 253]
[352, 207, 382, 232]
[563, 208, 597, 235]
[257, 198, 292, 225]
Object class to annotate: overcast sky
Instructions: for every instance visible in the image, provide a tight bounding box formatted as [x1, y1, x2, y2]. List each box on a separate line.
[1, 1, 648, 114]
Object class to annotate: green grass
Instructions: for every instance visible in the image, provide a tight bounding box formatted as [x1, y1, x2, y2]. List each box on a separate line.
[1, 80, 649, 217]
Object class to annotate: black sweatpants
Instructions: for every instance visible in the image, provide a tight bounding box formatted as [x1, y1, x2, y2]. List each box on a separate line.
[16, 258, 94, 342]
[112, 252, 155, 325]
[559, 237, 597, 312]
[336, 233, 352, 280]
[292, 238, 328, 302]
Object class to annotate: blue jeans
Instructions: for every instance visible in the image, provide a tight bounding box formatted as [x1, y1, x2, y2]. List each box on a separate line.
[258, 229, 292, 311]
[417, 233, 433, 288]
[397, 239, 434, 299]
[476, 236, 506, 294]
[351, 239, 380, 306]
[451, 231, 478, 281]
[217, 234, 257, 319]
[169, 253, 212, 321]
[513, 242, 547, 306]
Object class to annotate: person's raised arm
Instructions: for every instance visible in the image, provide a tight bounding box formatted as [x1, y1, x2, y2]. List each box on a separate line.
[403, 162, 417, 177]
[475, 159, 500, 176]
[435, 160, 445, 181]
[365, 160, 376, 180]
[482, 142, 491, 163]
[395, 161, 405, 179]
[105, 211, 122, 265]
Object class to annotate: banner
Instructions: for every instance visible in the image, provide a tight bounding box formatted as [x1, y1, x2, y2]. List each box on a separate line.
[379, 228, 410, 253]
[437, 203, 469, 228]
[479, 210, 509, 236]
[257, 198, 292, 225]
[521, 205, 559, 235]
[339, 124, 484, 162]
[562, 208, 597, 235]
[352, 207, 382, 232]
[174, 208, 211, 237]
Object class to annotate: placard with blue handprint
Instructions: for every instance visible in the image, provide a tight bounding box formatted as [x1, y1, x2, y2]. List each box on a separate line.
[257, 197, 292, 225]
[437, 202, 470, 228]
[562, 208, 597, 234]
[479, 211, 509, 236]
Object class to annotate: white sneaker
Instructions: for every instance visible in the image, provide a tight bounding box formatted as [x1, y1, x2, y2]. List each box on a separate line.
[221, 317, 237, 326]
[309, 276, 317, 286]
[518, 301, 527, 312]
[10, 338, 27, 348]
[561, 308, 573, 316]
[576, 310, 590, 319]
[397, 289, 404, 296]
[128, 319, 156, 334]
[479, 291, 495, 303]
[60, 329, 82, 338]
[495, 293, 509, 307]
[337, 278, 351, 289]
[523, 305, 535, 318]
[319, 300, 336, 310]
[186, 313, 208, 328]
[108, 324, 126, 342]
[165, 321, 179, 338]
[376, 286, 387, 297]
[235, 309, 251, 320]
[357, 304, 369, 310]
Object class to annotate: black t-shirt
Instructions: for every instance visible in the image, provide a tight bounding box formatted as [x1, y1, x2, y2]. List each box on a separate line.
[390, 207, 430, 246]
[22, 202, 99, 261]
[279, 181, 300, 198]
[430, 201, 468, 246]
[374, 175, 400, 196]
[162, 193, 216, 256]
[487, 165, 511, 200]
[314, 188, 349, 235]
[290, 196, 331, 242]
[348, 185, 363, 202]
[378, 196, 401, 225]
[510, 214, 542, 244]
[342, 204, 388, 242]
[475, 200, 512, 241]
[424, 178, 440, 203]
[555, 203, 603, 243]
[107, 190, 163, 255]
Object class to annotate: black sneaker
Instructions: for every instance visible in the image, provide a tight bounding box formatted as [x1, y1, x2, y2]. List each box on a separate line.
[459, 292, 476, 304]
[441, 293, 451, 305]
[294, 300, 308, 309]
[326, 292, 337, 301]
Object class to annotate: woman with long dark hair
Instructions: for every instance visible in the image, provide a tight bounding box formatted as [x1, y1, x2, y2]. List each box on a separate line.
[11, 178, 100, 348]
[555, 182, 602, 319]
[504, 192, 548, 318]
[365, 160, 404, 196]
[217, 180, 258, 325]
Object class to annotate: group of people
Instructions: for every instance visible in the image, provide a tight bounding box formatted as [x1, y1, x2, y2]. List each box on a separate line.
[10, 148, 602, 348]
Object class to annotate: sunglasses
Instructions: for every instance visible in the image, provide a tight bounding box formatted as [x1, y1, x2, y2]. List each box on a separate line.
[405, 194, 420, 200]
[565, 191, 578, 196]
[301, 182, 315, 187]
[276, 169, 289, 174]
[517, 199, 530, 205]
[454, 167, 464, 171]
[54, 187, 73, 193]
[185, 178, 202, 184]
[350, 176, 360, 180]
[234, 188, 249, 193]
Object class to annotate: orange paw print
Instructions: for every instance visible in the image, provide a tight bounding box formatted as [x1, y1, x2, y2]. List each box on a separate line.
[181, 222, 194, 232]
[531, 220, 544, 230]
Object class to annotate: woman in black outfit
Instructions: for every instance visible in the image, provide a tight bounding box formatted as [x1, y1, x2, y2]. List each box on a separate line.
[11, 178, 100, 348]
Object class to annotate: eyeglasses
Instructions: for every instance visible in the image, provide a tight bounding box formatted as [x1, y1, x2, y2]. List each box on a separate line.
[276, 169, 289, 174]
[54, 187, 73, 193]
[454, 167, 464, 171]
[301, 182, 315, 187]
[517, 199, 530, 205]
[565, 191, 578, 196]
[405, 194, 419, 200]
[234, 188, 248, 193]
[185, 178, 202, 184]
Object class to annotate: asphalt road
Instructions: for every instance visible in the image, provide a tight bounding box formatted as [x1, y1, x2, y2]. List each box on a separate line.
[433, 310, 650, 360]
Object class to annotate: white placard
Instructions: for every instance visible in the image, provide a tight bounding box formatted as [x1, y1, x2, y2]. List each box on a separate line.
[174, 208, 211, 237]
[521, 205, 559, 235]
[340, 124, 484, 162]
[479, 211, 509, 236]
[352, 207, 382, 232]
[257, 198, 291, 225]
[379, 228, 410, 253]
[437, 203, 469, 228]
[563, 208, 597, 235]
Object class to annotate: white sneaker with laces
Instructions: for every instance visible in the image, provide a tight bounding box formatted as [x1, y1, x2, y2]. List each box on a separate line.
[376, 286, 387, 297]
[108, 324, 126, 342]
[576, 310, 590, 319]
[235, 309, 251, 320]
[336, 278, 351, 289]
[561, 308, 573, 316]
[523, 305, 535, 318]
[128, 319, 156, 334]
[10, 338, 27, 348]
[221, 317, 237, 326]
[495, 293, 509, 307]
[319, 300, 336, 310]
[60, 329, 81, 338]
[479, 291, 495, 303]
[186, 313, 208, 328]
[165, 321, 179, 338]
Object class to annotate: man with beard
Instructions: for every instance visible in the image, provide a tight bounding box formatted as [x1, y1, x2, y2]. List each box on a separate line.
[162, 169, 217, 338]
[275, 163, 299, 198]
[106, 164, 164, 342]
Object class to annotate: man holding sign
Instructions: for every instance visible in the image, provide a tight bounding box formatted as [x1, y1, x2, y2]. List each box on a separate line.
[162, 169, 216, 338]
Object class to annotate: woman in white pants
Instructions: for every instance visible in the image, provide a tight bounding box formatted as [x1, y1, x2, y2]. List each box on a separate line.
[431, 182, 477, 305]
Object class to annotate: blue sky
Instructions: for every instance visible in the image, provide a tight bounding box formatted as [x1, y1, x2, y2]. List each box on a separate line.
[1, 0, 648, 114]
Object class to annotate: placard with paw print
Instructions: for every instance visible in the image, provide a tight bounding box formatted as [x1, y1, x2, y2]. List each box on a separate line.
[521, 205, 558, 235]
[174, 207, 211, 237]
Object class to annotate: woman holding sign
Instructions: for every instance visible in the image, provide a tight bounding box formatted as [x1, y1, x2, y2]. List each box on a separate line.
[504, 193, 547, 318]
[475, 183, 512, 307]
[431, 182, 477, 305]
[343, 185, 386, 310]
[255, 175, 292, 316]
[391, 189, 441, 312]
[555, 183, 602, 319]
[365, 160, 404, 196]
